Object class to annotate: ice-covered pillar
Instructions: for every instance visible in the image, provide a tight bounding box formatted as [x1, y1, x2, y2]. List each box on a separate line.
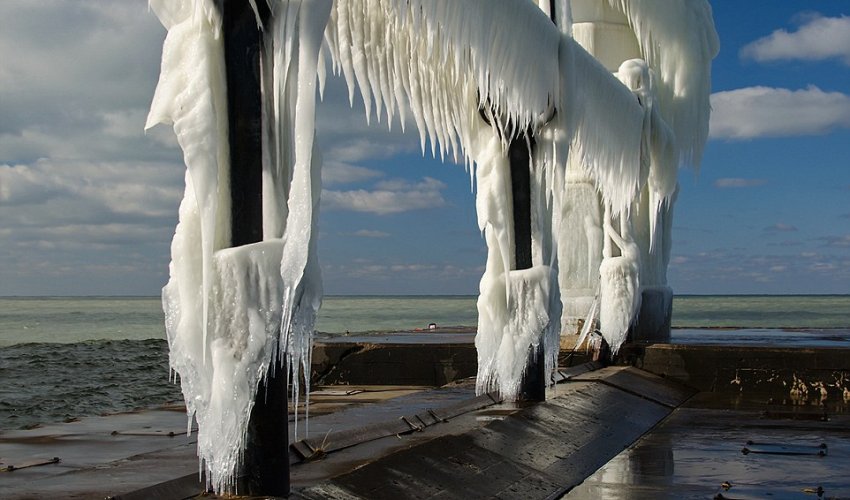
[515, 2, 564, 401]
[560, 0, 672, 345]
[221, 0, 289, 496]
[512, 135, 546, 402]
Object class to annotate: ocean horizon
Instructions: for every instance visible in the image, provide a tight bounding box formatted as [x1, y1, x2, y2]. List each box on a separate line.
[1, 294, 849, 347]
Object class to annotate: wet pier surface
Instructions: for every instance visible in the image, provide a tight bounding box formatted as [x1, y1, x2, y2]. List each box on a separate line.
[3, 337, 850, 499]
[290, 364, 691, 499]
[567, 392, 850, 499]
[0, 384, 437, 499]
[0, 406, 197, 499]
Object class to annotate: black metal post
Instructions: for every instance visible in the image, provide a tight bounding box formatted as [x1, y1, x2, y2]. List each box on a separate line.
[509, 139, 533, 272]
[225, 0, 266, 248]
[222, 0, 289, 496]
[510, 136, 546, 402]
[514, 0, 560, 403]
[241, 365, 289, 496]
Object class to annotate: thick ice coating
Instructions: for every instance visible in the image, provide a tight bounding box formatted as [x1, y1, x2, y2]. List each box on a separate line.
[147, 0, 331, 493]
[147, 0, 716, 493]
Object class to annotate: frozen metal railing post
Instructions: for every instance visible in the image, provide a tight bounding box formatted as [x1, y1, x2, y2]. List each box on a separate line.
[221, 0, 290, 496]
[511, 135, 547, 402]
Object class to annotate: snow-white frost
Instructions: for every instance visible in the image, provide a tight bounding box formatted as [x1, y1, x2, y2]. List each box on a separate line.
[147, 0, 716, 492]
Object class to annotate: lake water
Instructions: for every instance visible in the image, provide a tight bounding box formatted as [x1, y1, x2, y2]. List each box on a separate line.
[2, 295, 849, 346]
[1, 295, 848, 430]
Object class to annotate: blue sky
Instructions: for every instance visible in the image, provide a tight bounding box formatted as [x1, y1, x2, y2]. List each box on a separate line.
[1, 1, 848, 296]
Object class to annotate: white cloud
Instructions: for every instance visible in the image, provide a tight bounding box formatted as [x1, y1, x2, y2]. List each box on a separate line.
[0, 2, 165, 146]
[316, 83, 420, 187]
[316, 76, 420, 164]
[741, 15, 850, 66]
[321, 260, 484, 294]
[24, 223, 168, 248]
[713, 178, 767, 189]
[0, 158, 182, 293]
[710, 86, 850, 139]
[389, 264, 437, 273]
[321, 162, 383, 186]
[322, 177, 447, 215]
[819, 235, 850, 248]
[764, 223, 798, 232]
[325, 139, 414, 163]
[0, 159, 182, 219]
[0, 2, 190, 294]
[767, 240, 802, 248]
[669, 248, 850, 293]
[351, 229, 390, 238]
[809, 261, 838, 272]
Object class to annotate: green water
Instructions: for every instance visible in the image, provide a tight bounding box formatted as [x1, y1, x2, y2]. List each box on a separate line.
[1, 295, 848, 346]
[672, 295, 850, 329]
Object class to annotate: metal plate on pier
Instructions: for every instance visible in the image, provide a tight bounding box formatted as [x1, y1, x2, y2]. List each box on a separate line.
[741, 440, 828, 457]
[714, 483, 827, 499]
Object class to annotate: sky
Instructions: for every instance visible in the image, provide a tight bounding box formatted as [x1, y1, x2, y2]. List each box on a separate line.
[1, 1, 848, 296]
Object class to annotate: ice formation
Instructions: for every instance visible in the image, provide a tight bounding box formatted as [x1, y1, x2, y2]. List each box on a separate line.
[322, 0, 651, 399]
[147, 0, 331, 492]
[147, 0, 716, 492]
[559, 0, 718, 352]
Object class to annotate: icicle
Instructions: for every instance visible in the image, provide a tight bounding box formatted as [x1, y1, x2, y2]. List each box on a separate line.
[560, 37, 644, 215]
[273, 0, 332, 440]
[201, 241, 285, 493]
[325, 0, 561, 161]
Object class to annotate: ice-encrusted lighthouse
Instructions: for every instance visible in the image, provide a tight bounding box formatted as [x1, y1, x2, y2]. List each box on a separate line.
[146, 0, 717, 492]
[556, 0, 718, 351]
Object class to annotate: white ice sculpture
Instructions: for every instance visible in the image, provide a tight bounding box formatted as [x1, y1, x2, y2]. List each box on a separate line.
[146, 0, 716, 492]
